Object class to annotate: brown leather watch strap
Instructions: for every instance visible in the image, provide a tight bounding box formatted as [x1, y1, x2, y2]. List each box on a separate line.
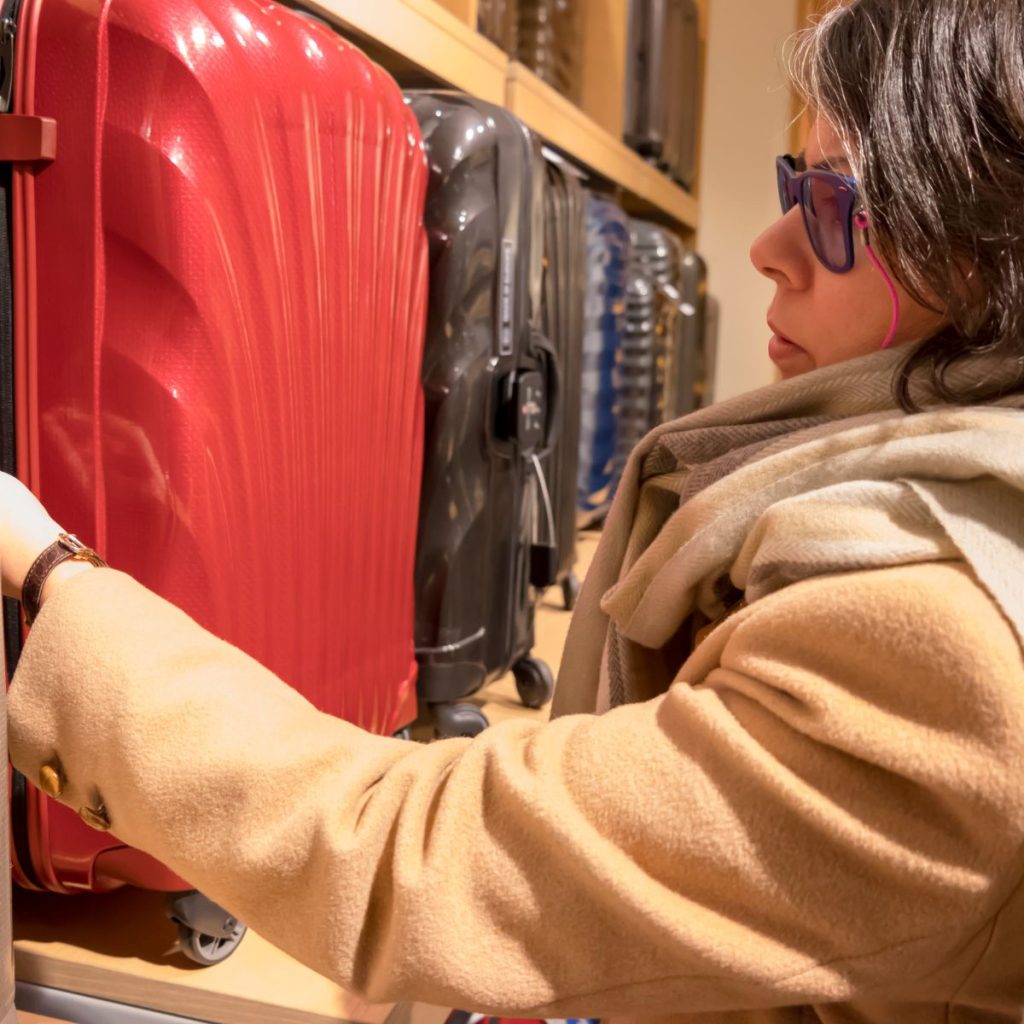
[22, 533, 107, 626]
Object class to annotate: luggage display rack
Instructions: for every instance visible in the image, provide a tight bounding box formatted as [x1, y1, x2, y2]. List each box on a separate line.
[299, 0, 704, 235]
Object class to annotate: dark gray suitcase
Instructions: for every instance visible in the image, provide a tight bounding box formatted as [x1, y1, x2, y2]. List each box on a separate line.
[478, 0, 518, 53]
[617, 269, 660, 478]
[518, 0, 583, 103]
[629, 220, 698, 422]
[676, 249, 713, 414]
[540, 155, 586, 611]
[624, 0, 701, 190]
[702, 292, 719, 407]
[407, 91, 557, 737]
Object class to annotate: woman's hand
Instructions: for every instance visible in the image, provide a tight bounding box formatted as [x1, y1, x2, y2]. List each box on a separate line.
[0, 472, 65, 601]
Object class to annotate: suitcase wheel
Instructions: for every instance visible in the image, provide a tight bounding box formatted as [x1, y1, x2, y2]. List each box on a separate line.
[167, 890, 247, 966]
[176, 920, 246, 966]
[561, 572, 581, 612]
[433, 702, 489, 739]
[513, 657, 555, 711]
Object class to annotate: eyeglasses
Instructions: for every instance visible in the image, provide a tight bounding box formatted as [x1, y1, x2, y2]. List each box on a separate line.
[776, 154, 861, 274]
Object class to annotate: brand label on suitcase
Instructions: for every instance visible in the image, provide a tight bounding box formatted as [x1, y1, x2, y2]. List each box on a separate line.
[500, 237, 516, 355]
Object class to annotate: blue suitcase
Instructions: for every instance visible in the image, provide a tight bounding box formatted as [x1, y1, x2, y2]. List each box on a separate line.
[577, 194, 630, 523]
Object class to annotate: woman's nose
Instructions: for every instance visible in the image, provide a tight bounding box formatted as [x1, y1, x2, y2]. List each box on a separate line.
[750, 207, 813, 289]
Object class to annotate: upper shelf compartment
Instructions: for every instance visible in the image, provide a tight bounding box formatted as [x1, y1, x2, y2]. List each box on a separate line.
[301, 0, 509, 105]
[506, 61, 700, 230]
[300, 0, 701, 233]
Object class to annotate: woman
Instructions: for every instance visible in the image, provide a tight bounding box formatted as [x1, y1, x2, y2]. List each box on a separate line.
[4, 1, 1024, 1021]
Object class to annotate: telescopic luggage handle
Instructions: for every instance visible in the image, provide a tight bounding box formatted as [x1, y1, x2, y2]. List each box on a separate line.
[525, 328, 561, 588]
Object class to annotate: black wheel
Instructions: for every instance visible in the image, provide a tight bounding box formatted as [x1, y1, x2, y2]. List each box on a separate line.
[177, 921, 246, 966]
[433, 702, 489, 739]
[513, 656, 554, 710]
[561, 571, 581, 611]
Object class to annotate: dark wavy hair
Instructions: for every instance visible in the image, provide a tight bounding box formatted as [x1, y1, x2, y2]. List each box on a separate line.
[787, 0, 1024, 410]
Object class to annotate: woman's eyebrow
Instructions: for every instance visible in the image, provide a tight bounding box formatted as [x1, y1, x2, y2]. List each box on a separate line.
[811, 154, 854, 173]
[796, 148, 853, 174]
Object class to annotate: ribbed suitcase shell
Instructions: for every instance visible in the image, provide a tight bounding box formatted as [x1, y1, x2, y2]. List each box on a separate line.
[629, 220, 700, 423]
[540, 157, 585, 607]
[619, 267, 659, 457]
[624, 0, 701, 190]
[7, 0, 428, 896]
[409, 92, 552, 709]
[678, 249, 715, 411]
[517, 0, 582, 103]
[577, 195, 629, 522]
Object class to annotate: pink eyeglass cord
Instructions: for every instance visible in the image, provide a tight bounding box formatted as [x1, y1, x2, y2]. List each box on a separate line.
[853, 210, 901, 349]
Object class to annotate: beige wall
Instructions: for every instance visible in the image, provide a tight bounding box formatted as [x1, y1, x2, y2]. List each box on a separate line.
[698, 0, 799, 401]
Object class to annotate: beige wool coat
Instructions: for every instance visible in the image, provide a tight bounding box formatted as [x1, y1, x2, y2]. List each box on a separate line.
[8, 350, 1024, 1023]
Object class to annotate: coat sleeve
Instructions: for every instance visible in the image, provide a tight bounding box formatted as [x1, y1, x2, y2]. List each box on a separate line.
[8, 562, 1024, 1018]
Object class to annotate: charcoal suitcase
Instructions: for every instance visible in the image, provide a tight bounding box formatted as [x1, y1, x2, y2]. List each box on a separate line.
[688, 256, 720, 407]
[624, 0, 701, 190]
[629, 220, 701, 422]
[478, 0, 518, 53]
[408, 92, 557, 738]
[540, 156, 586, 611]
[1, 0, 428, 963]
[517, 0, 583, 103]
[618, 268, 660, 470]
[676, 249, 712, 415]
[577, 194, 630, 523]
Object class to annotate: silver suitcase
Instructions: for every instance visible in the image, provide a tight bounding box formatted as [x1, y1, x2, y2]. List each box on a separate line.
[624, 0, 701, 190]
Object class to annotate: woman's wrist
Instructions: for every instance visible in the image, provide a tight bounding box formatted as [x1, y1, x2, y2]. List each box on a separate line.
[21, 534, 107, 624]
[38, 559, 99, 612]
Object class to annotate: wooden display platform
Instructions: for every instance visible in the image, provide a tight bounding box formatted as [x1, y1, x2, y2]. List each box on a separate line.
[302, 0, 509, 105]
[11, 534, 599, 1023]
[13, 887, 402, 1024]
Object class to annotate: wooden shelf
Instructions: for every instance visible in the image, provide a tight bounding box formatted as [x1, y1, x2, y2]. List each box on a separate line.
[300, 0, 700, 233]
[301, 0, 508, 105]
[506, 62, 700, 231]
[12, 888, 401, 1024]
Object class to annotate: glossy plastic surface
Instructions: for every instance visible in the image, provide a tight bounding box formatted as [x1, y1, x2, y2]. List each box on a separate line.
[577, 194, 628, 521]
[629, 219, 692, 426]
[477, 0, 517, 54]
[617, 267, 658, 481]
[12, 0, 427, 892]
[540, 158, 584, 586]
[517, 0, 582, 103]
[409, 92, 548, 703]
[624, 0, 700, 190]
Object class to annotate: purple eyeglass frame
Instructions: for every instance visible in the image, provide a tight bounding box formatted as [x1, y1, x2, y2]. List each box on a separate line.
[776, 154, 859, 274]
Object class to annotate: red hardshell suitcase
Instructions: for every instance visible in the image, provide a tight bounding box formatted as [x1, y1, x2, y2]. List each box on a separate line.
[2, 0, 428, 959]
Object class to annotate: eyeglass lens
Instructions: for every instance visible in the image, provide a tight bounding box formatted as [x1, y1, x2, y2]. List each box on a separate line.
[803, 176, 848, 270]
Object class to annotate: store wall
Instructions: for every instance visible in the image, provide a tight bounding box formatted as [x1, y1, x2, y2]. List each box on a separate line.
[698, 0, 800, 402]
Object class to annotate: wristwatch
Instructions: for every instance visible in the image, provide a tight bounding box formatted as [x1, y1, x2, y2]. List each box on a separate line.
[22, 532, 107, 626]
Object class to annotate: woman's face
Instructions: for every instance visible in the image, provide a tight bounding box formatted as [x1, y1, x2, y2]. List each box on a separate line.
[749, 116, 945, 378]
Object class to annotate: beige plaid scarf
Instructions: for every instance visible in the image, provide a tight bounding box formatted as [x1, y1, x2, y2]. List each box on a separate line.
[553, 347, 1024, 715]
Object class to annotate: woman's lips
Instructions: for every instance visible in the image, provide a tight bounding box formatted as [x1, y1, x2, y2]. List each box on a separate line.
[767, 322, 807, 365]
